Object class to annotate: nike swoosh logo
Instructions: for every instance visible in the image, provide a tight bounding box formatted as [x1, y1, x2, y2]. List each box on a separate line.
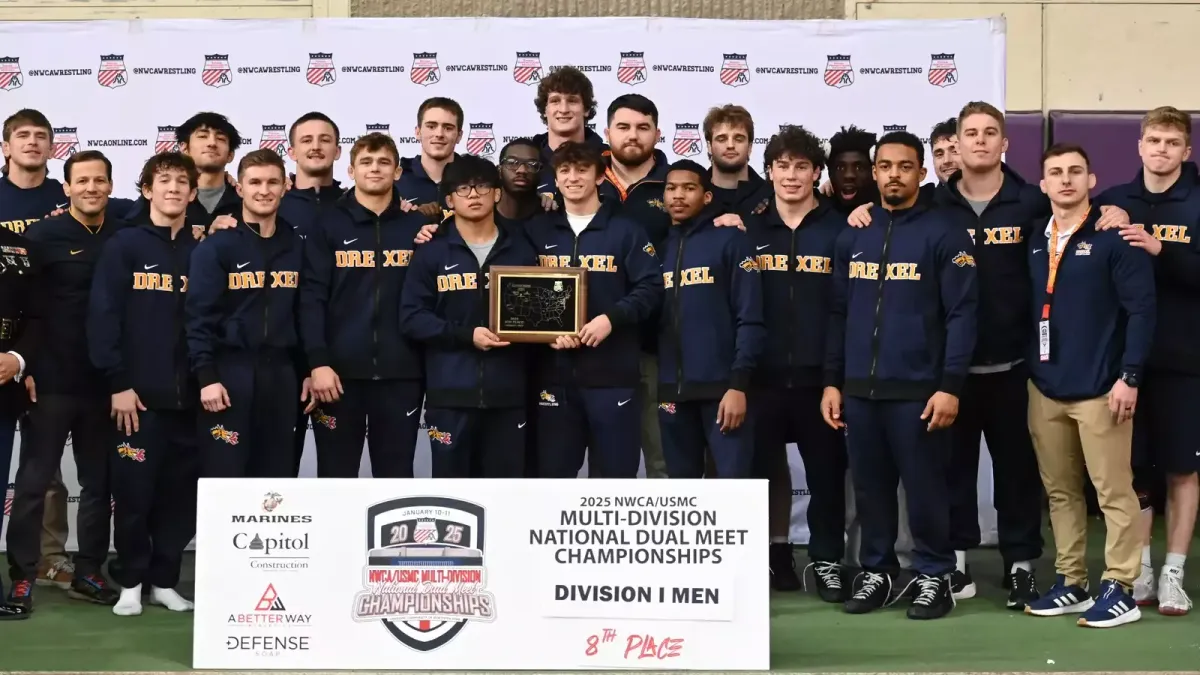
[1033, 249, 1043, 254]
[852, 252, 863, 259]
[518, 422, 526, 429]
[444, 264, 458, 271]
[237, 262, 250, 269]
[545, 244, 557, 249]
[69, 249, 83, 255]
[617, 399, 631, 407]
[406, 407, 419, 416]
[56, 202, 68, 209]
[343, 238, 357, 245]
[756, 245, 769, 251]
[144, 264, 158, 270]
[537, 184, 551, 191]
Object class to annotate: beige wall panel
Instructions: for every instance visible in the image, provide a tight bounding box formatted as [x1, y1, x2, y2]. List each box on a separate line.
[0, 6, 312, 17]
[351, 0, 844, 19]
[853, 2, 1040, 111]
[1044, 3, 1200, 110]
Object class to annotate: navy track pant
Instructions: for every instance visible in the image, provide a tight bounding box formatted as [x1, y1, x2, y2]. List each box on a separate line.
[844, 396, 954, 576]
[536, 385, 639, 478]
[424, 407, 526, 478]
[659, 399, 753, 478]
[199, 351, 298, 479]
[311, 379, 424, 478]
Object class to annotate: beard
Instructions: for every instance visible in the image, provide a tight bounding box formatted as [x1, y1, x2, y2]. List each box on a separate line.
[712, 156, 747, 174]
[612, 143, 653, 167]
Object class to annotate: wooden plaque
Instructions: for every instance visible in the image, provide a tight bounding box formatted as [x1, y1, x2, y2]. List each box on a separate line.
[488, 265, 588, 343]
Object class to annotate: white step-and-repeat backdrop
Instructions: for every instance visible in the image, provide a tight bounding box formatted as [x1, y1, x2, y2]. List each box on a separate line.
[0, 15, 1005, 551]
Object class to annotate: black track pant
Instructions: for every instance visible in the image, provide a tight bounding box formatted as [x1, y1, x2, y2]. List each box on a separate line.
[311, 379, 424, 477]
[6, 394, 111, 580]
[109, 409, 198, 589]
[199, 351, 298, 479]
[424, 407, 526, 478]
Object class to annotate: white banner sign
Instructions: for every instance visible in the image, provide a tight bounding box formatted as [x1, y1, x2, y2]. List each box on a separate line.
[193, 478, 769, 670]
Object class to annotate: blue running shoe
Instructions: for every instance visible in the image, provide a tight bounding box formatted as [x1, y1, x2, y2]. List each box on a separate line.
[1025, 574, 1093, 616]
[1078, 579, 1142, 628]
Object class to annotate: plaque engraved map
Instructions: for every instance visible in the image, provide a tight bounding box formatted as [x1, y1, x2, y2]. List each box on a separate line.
[488, 266, 587, 343]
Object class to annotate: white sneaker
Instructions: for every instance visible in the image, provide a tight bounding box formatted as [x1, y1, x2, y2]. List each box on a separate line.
[1157, 567, 1192, 616]
[1133, 566, 1156, 606]
[113, 584, 143, 616]
[149, 587, 194, 612]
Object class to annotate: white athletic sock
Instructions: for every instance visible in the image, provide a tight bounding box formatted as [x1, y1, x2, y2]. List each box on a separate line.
[1164, 553, 1186, 572]
[1142, 545, 1153, 570]
[770, 536, 787, 544]
[150, 586, 194, 612]
[1010, 560, 1033, 574]
[955, 550, 967, 573]
[113, 584, 143, 617]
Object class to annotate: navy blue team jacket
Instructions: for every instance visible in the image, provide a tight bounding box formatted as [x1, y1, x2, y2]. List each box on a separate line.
[523, 201, 664, 387]
[87, 224, 198, 410]
[396, 155, 457, 206]
[658, 213, 765, 401]
[745, 196, 847, 388]
[279, 178, 344, 234]
[825, 204, 979, 401]
[1028, 208, 1156, 401]
[398, 223, 537, 408]
[1097, 162, 1200, 376]
[300, 190, 426, 381]
[185, 219, 303, 388]
[532, 128, 609, 194]
[0, 175, 66, 235]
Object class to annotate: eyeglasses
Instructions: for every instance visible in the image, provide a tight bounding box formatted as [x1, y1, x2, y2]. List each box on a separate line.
[453, 184, 495, 197]
[500, 158, 543, 171]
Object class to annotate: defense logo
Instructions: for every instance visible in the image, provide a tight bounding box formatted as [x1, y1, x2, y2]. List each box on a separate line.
[719, 53, 750, 87]
[617, 51, 646, 85]
[0, 57, 22, 91]
[365, 123, 391, 136]
[97, 54, 127, 89]
[155, 126, 179, 154]
[116, 442, 146, 462]
[928, 53, 958, 88]
[672, 123, 703, 158]
[259, 124, 289, 156]
[51, 127, 79, 160]
[410, 52, 440, 87]
[883, 124, 907, 134]
[353, 497, 496, 652]
[202, 54, 232, 88]
[952, 251, 976, 268]
[512, 51, 543, 86]
[427, 427, 452, 445]
[824, 54, 854, 89]
[465, 123, 496, 157]
[307, 52, 336, 87]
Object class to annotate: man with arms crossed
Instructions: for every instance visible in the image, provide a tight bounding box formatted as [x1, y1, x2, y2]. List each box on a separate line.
[1023, 144, 1154, 629]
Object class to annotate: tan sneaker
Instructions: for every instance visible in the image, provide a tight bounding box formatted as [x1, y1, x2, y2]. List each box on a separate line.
[35, 559, 74, 590]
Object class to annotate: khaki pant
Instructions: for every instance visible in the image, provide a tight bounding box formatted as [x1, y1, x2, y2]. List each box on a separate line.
[1027, 382, 1140, 588]
[639, 353, 668, 478]
[41, 470, 70, 564]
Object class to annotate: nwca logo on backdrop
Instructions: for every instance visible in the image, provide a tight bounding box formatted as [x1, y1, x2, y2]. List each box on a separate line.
[465, 123, 495, 157]
[307, 52, 336, 87]
[928, 53, 958, 88]
[365, 123, 390, 136]
[0, 57, 22, 91]
[259, 125, 288, 155]
[719, 53, 749, 88]
[672, 123, 703, 158]
[513, 51, 543, 86]
[97, 55, 127, 89]
[156, 126, 179, 154]
[617, 51, 646, 85]
[202, 54, 232, 88]
[52, 127, 79, 160]
[411, 52, 440, 87]
[824, 54, 854, 89]
[883, 124, 907, 134]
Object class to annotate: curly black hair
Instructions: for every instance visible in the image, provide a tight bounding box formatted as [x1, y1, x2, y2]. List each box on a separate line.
[828, 125, 877, 162]
[763, 125, 827, 172]
[534, 67, 598, 125]
[929, 117, 958, 147]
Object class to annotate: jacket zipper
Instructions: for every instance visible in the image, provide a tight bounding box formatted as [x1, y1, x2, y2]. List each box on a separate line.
[786, 227, 797, 388]
[371, 217, 382, 380]
[570, 225, 582, 382]
[171, 236, 183, 408]
[867, 213, 897, 397]
[477, 236, 503, 408]
[672, 230, 686, 396]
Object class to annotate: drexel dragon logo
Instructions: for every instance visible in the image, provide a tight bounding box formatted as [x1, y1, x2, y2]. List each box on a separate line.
[353, 497, 496, 652]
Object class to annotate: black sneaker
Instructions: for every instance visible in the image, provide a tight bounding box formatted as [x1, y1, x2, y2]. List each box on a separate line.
[0, 601, 29, 621]
[907, 573, 955, 620]
[844, 571, 893, 614]
[807, 560, 848, 603]
[1006, 567, 1040, 611]
[951, 565, 977, 600]
[6, 578, 33, 613]
[68, 574, 119, 606]
[769, 543, 801, 591]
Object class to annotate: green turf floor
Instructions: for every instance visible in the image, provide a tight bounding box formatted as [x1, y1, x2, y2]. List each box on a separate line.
[0, 517, 1198, 672]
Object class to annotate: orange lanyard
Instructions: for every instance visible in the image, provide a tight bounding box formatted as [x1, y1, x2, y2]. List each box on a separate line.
[1041, 207, 1091, 321]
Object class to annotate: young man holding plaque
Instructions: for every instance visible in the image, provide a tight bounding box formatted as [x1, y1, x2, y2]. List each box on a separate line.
[399, 155, 538, 478]
[524, 142, 663, 478]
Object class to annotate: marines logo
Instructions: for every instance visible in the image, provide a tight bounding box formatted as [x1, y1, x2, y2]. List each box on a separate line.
[719, 53, 750, 88]
[365, 123, 391, 136]
[538, 391, 558, 407]
[51, 127, 79, 160]
[116, 442, 145, 462]
[262, 492, 283, 512]
[155, 126, 179, 154]
[824, 54, 854, 89]
[617, 51, 646, 85]
[642, 242, 657, 257]
[410, 52, 440, 87]
[427, 427, 453, 445]
[952, 251, 976, 268]
[928, 53, 958, 88]
[97, 54, 127, 89]
[312, 408, 337, 430]
[672, 123, 703, 158]
[210, 424, 240, 445]
[201, 54, 232, 88]
[0, 57, 22, 91]
[465, 123, 496, 157]
[307, 52, 336, 87]
[353, 497, 496, 652]
[259, 124, 289, 156]
[739, 256, 760, 272]
[512, 51, 543, 86]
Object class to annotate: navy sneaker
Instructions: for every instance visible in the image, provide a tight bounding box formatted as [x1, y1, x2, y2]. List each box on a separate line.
[1025, 575, 1093, 616]
[1078, 579, 1142, 628]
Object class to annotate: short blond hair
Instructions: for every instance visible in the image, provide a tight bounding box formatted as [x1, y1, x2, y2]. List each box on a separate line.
[957, 101, 1006, 137]
[1141, 106, 1191, 143]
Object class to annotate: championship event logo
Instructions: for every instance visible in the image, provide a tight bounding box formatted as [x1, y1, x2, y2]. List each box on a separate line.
[928, 53, 958, 88]
[672, 122, 703, 158]
[512, 51, 543, 86]
[465, 123, 495, 157]
[352, 497, 496, 652]
[411, 52, 440, 87]
[202, 54, 232, 88]
[155, 126, 180, 154]
[0, 57, 22, 91]
[365, 123, 390, 136]
[51, 127, 79, 160]
[617, 51, 646, 85]
[824, 54, 853, 89]
[98, 54, 127, 89]
[307, 52, 336, 87]
[719, 53, 749, 88]
[259, 124, 288, 156]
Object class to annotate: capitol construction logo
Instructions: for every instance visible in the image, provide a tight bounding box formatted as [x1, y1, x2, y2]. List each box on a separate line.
[155, 126, 179, 154]
[353, 497, 496, 652]
[307, 52, 336, 87]
[465, 123, 496, 158]
[97, 54, 127, 89]
[202, 54, 232, 88]
[672, 123, 703, 158]
[0, 57, 22, 91]
[52, 127, 79, 160]
[513, 51, 543, 86]
[410, 52, 440, 87]
[617, 51, 646, 85]
[719, 53, 749, 87]
[928, 53, 958, 88]
[259, 124, 288, 156]
[824, 54, 854, 89]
